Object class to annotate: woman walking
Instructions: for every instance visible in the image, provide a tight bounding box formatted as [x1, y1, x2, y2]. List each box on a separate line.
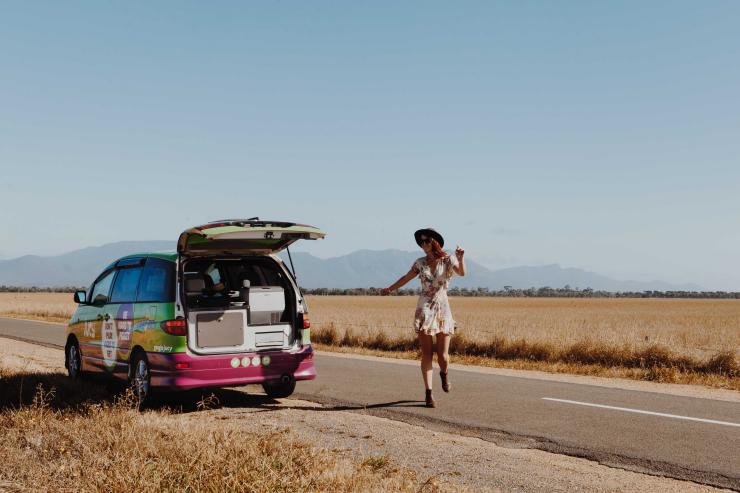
[381, 228, 466, 408]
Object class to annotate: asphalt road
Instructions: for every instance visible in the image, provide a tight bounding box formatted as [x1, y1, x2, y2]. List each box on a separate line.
[1, 317, 738, 490]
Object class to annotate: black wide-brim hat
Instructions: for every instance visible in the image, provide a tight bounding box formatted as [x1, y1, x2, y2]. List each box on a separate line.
[414, 228, 444, 248]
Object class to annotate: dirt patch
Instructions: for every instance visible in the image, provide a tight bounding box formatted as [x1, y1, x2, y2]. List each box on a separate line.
[196, 399, 732, 493]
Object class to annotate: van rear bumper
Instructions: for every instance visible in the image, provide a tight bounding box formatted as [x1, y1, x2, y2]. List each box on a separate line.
[147, 345, 316, 390]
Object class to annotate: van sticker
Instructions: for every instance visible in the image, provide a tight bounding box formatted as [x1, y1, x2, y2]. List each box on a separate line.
[154, 345, 173, 353]
[117, 306, 133, 342]
[102, 319, 117, 369]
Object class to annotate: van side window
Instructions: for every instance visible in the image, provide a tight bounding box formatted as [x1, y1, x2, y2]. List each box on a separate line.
[136, 258, 175, 303]
[90, 270, 116, 305]
[110, 267, 143, 303]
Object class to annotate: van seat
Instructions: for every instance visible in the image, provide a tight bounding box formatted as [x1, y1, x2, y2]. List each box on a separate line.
[184, 273, 206, 307]
[185, 276, 206, 294]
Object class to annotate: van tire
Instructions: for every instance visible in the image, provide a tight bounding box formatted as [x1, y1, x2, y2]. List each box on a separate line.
[262, 378, 296, 399]
[66, 340, 82, 380]
[130, 352, 152, 406]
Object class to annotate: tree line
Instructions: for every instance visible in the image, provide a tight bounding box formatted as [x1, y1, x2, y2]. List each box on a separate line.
[301, 286, 740, 299]
[2, 285, 738, 299]
[0, 286, 85, 293]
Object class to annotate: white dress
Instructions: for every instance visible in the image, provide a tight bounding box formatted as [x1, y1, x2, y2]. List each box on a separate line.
[412, 254, 459, 335]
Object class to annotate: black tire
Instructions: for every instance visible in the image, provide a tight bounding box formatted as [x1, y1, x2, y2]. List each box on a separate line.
[262, 378, 296, 399]
[66, 340, 82, 380]
[129, 352, 152, 405]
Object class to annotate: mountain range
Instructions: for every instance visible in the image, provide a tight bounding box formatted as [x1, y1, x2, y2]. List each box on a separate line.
[0, 241, 702, 292]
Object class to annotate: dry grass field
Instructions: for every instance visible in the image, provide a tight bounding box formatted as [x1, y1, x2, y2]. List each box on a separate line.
[1, 293, 737, 388]
[0, 292, 75, 323]
[0, 363, 424, 493]
[307, 296, 740, 360]
[308, 296, 739, 389]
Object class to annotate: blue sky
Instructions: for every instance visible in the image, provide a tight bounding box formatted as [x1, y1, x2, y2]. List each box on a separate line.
[1, 1, 739, 289]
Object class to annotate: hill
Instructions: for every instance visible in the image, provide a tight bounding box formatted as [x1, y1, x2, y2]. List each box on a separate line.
[0, 242, 700, 291]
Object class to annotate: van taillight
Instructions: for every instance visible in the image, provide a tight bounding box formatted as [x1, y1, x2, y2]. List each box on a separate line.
[301, 313, 310, 329]
[161, 318, 187, 336]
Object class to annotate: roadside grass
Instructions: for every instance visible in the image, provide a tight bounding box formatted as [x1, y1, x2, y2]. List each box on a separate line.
[307, 296, 739, 390]
[0, 293, 75, 323]
[0, 365, 441, 493]
[0, 310, 71, 323]
[313, 325, 739, 391]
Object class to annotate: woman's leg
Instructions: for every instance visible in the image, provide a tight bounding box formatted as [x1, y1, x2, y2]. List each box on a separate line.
[418, 333, 434, 390]
[436, 333, 452, 392]
[436, 333, 451, 374]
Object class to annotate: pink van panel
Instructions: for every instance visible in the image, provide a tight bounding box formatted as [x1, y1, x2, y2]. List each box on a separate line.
[147, 345, 316, 390]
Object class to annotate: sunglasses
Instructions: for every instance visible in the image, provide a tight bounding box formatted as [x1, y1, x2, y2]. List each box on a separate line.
[420, 238, 433, 245]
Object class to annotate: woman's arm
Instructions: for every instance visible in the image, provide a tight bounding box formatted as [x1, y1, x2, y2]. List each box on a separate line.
[453, 246, 466, 276]
[381, 268, 417, 295]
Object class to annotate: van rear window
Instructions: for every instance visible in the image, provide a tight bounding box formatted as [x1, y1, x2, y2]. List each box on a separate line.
[136, 258, 175, 303]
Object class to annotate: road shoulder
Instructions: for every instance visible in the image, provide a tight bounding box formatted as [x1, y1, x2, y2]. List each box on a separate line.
[0, 337, 728, 493]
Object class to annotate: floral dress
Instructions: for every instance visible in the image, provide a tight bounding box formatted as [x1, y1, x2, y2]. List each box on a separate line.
[412, 254, 459, 335]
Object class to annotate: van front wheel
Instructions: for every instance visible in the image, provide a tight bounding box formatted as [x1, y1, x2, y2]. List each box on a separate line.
[262, 377, 296, 399]
[130, 353, 152, 405]
[66, 341, 82, 380]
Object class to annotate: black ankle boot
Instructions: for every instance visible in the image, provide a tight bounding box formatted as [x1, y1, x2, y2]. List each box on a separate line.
[425, 389, 436, 408]
[440, 371, 451, 393]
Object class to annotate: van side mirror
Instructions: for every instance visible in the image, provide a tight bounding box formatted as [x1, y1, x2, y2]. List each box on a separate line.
[73, 290, 87, 304]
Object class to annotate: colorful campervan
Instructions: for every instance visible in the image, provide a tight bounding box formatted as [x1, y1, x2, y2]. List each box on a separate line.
[65, 219, 325, 402]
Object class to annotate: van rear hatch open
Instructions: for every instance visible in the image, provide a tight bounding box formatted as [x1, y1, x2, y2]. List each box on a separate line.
[178, 219, 325, 255]
[179, 219, 325, 355]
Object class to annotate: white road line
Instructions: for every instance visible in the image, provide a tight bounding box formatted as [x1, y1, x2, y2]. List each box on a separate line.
[542, 398, 740, 428]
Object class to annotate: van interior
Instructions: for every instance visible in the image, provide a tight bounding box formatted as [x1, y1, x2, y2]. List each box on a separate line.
[181, 256, 297, 353]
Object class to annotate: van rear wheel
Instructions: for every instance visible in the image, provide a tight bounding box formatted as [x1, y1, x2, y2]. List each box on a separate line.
[262, 377, 296, 399]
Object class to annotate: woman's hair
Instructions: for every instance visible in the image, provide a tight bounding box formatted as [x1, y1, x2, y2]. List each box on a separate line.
[428, 238, 447, 260]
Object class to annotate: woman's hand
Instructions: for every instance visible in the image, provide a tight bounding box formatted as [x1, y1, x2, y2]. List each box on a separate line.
[453, 246, 466, 276]
[455, 245, 465, 260]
